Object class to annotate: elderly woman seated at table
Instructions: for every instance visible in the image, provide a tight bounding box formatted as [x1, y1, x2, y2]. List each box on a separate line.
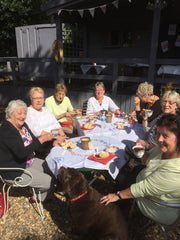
[0, 100, 56, 202]
[45, 83, 79, 137]
[25, 87, 66, 152]
[133, 82, 162, 124]
[124, 90, 180, 166]
[86, 81, 121, 116]
[101, 113, 180, 226]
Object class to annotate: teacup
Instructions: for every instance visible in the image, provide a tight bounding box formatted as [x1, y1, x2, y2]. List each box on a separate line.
[51, 129, 59, 137]
[145, 109, 153, 117]
[132, 145, 145, 158]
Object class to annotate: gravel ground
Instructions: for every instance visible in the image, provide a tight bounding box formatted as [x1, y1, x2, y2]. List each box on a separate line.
[1, 176, 180, 240]
[0, 106, 179, 240]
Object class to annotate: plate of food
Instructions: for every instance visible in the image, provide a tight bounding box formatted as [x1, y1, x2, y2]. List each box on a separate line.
[93, 151, 109, 159]
[104, 146, 119, 154]
[115, 122, 128, 130]
[61, 140, 76, 150]
[82, 123, 96, 130]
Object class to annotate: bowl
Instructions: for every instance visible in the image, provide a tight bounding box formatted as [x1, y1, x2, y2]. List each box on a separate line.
[60, 121, 73, 127]
[132, 145, 145, 158]
[145, 109, 153, 117]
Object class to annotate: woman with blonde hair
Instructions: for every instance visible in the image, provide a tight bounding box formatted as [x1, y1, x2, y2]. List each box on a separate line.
[86, 82, 120, 116]
[134, 82, 162, 123]
[25, 87, 66, 155]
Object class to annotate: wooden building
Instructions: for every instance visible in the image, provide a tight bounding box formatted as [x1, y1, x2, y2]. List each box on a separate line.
[41, 0, 180, 97]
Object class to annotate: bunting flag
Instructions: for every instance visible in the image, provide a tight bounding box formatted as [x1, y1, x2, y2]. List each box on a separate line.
[58, 0, 119, 17]
[101, 5, 107, 14]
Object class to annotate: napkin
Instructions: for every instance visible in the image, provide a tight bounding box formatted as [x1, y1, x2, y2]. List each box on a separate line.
[88, 153, 116, 165]
[81, 124, 96, 130]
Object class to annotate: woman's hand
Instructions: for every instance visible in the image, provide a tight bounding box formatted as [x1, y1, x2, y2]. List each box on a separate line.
[140, 109, 147, 119]
[100, 193, 119, 205]
[65, 111, 73, 117]
[115, 109, 121, 115]
[38, 132, 54, 144]
[136, 139, 146, 148]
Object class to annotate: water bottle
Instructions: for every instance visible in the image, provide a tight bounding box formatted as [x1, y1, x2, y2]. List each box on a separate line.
[101, 112, 106, 129]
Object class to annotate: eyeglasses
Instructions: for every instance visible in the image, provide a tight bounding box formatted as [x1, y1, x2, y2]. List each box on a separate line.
[162, 100, 176, 105]
[32, 97, 44, 100]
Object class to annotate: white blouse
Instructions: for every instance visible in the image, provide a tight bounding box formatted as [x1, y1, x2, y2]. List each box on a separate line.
[25, 107, 60, 137]
[86, 96, 120, 115]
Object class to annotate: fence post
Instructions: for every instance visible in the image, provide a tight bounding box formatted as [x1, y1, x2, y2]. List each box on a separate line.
[10, 59, 18, 98]
[112, 62, 118, 97]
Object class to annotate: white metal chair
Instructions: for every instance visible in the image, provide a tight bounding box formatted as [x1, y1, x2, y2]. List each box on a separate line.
[0, 168, 44, 220]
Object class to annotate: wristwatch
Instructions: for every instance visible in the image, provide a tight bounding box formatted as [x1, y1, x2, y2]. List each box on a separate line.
[145, 143, 150, 150]
[116, 191, 122, 200]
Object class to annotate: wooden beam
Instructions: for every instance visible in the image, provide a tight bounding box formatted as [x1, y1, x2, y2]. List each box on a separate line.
[148, 7, 161, 83]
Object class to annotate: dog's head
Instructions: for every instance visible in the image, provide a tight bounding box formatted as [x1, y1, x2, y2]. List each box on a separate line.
[57, 167, 89, 200]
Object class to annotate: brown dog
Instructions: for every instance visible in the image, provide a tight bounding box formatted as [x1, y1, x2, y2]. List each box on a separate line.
[58, 167, 128, 240]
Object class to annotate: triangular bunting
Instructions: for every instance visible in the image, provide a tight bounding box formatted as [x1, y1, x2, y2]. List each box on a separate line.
[101, 5, 106, 14]
[78, 9, 84, 18]
[112, 0, 118, 8]
[89, 8, 95, 17]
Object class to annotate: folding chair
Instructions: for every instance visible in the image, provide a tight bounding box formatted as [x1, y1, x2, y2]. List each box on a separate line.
[0, 168, 44, 220]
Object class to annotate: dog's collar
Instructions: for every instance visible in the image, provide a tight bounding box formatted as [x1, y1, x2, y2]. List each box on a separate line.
[69, 191, 88, 202]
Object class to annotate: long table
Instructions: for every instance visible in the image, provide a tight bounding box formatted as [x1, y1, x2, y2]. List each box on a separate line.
[75, 116, 145, 140]
[46, 119, 144, 180]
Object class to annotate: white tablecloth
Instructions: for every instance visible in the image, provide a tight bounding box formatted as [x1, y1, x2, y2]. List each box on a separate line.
[46, 119, 144, 180]
[75, 116, 145, 140]
[157, 65, 180, 76]
[46, 136, 125, 180]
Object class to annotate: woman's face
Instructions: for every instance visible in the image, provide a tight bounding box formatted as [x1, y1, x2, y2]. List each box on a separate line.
[95, 87, 105, 99]
[156, 126, 177, 155]
[10, 107, 27, 129]
[138, 93, 150, 103]
[55, 90, 65, 103]
[31, 91, 44, 111]
[161, 96, 177, 115]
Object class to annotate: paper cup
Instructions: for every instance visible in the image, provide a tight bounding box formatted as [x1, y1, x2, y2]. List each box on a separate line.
[132, 145, 145, 158]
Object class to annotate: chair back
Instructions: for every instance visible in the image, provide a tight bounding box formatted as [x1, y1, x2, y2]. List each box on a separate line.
[81, 99, 88, 116]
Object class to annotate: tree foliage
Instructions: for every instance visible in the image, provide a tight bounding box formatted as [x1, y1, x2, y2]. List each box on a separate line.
[0, 0, 50, 57]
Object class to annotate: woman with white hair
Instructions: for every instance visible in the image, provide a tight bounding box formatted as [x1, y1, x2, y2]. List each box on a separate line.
[0, 99, 56, 202]
[123, 90, 180, 172]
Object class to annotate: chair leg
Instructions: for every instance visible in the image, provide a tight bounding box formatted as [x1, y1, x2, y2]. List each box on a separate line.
[32, 188, 44, 220]
[2, 183, 11, 221]
[160, 225, 168, 240]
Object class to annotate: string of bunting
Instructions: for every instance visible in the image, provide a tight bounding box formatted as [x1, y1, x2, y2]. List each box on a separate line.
[58, 0, 119, 18]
